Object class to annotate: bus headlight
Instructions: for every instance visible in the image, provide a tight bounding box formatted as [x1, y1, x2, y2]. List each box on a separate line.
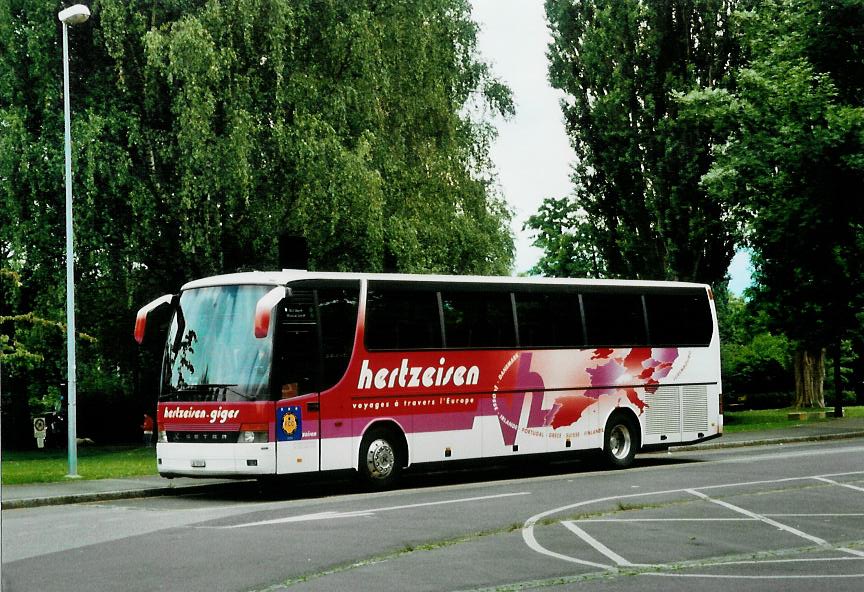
[158, 430, 167, 443]
[238, 424, 268, 443]
[239, 431, 268, 443]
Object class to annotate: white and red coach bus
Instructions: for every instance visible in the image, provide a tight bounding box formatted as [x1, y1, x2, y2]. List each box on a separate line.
[135, 271, 721, 486]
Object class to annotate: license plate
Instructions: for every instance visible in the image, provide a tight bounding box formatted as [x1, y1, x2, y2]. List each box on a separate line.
[191, 459, 206, 468]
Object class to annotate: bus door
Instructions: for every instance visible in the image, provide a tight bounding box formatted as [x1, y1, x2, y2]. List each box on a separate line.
[273, 282, 361, 474]
[313, 284, 360, 471]
[274, 289, 321, 474]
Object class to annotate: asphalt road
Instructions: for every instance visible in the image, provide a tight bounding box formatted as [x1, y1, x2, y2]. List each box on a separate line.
[3, 440, 864, 592]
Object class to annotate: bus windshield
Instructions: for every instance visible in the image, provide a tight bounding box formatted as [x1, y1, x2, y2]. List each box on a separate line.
[161, 285, 273, 402]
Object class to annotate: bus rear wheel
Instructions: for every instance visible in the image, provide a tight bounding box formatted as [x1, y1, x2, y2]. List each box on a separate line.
[602, 412, 639, 469]
[358, 428, 402, 488]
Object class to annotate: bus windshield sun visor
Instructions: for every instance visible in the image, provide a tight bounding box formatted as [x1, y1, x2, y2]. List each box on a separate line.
[254, 286, 287, 338]
[134, 294, 174, 344]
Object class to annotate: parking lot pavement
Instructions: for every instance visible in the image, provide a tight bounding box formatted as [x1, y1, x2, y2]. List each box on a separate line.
[523, 470, 864, 580]
[3, 415, 864, 510]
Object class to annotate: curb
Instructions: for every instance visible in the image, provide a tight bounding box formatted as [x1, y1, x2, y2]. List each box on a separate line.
[676, 430, 864, 451]
[2, 480, 250, 511]
[4, 431, 864, 510]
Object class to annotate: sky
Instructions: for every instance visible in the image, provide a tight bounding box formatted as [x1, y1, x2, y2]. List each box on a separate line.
[470, 1, 752, 294]
[470, 0, 573, 274]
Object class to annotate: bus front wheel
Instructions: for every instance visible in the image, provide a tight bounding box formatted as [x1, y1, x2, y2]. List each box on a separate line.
[602, 412, 639, 469]
[358, 428, 402, 488]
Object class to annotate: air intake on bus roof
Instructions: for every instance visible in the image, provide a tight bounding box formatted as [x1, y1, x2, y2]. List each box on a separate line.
[279, 234, 308, 270]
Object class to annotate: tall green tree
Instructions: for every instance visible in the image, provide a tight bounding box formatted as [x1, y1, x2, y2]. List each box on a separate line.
[0, 0, 513, 446]
[534, 0, 742, 283]
[685, 0, 864, 408]
[96, 0, 513, 281]
[524, 197, 607, 278]
[715, 286, 795, 404]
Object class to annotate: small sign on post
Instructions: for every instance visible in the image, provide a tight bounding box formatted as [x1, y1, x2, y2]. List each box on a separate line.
[33, 416, 47, 449]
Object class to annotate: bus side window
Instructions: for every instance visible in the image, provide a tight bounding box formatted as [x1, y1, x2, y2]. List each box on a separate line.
[440, 289, 516, 349]
[582, 293, 647, 347]
[365, 285, 442, 350]
[317, 287, 360, 391]
[645, 292, 712, 346]
[514, 290, 584, 348]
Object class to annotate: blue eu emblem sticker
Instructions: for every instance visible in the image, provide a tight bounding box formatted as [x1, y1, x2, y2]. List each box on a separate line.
[277, 406, 302, 441]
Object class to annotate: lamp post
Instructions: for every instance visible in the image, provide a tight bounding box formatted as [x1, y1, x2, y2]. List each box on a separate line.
[59, 3, 90, 478]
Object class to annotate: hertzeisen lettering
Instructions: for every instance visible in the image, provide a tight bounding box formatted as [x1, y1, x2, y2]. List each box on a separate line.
[357, 358, 480, 390]
[163, 406, 207, 420]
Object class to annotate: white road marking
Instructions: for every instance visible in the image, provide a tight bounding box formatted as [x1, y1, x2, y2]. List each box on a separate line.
[813, 476, 864, 493]
[810, 477, 864, 557]
[766, 513, 864, 517]
[646, 572, 864, 580]
[687, 489, 864, 559]
[573, 518, 754, 522]
[560, 521, 636, 566]
[221, 491, 531, 528]
[228, 509, 376, 525]
[522, 470, 864, 578]
[522, 488, 686, 572]
[685, 488, 832, 547]
[698, 556, 864, 567]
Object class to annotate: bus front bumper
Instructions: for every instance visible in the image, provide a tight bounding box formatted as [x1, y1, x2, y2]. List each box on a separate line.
[157, 442, 276, 478]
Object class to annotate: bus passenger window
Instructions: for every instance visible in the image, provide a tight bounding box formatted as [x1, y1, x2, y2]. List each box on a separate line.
[645, 292, 712, 346]
[515, 291, 583, 348]
[582, 293, 647, 347]
[441, 290, 516, 349]
[366, 285, 442, 350]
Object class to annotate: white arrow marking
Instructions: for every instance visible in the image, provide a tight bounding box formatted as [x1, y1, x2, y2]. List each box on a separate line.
[223, 491, 531, 528]
[237, 510, 377, 523]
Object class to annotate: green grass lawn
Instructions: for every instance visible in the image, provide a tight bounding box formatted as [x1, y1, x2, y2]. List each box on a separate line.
[1, 445, 158, 485]
[723, 405, 864, 433]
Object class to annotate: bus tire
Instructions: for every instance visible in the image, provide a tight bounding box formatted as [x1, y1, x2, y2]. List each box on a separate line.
[602, 412, 639, 469]
[358, 427, 403, 488]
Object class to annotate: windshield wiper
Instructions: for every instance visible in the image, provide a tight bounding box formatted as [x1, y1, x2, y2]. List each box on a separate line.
[177, 383, 255, 401]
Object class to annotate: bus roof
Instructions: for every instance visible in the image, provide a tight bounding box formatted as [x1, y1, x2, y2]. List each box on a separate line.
[181, 270, 710, 292]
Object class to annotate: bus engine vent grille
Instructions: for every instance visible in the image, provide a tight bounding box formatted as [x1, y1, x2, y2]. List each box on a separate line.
[645, 386, 680, 436]
[682, 385, 709, 432]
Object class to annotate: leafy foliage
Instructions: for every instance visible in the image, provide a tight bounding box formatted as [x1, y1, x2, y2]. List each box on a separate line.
[1, 0, 513, 446]
[524, 198, 607, 278]
[684, 0, 864, 406]
[716, 287, 793, 403]
[533, 0, 742, 283]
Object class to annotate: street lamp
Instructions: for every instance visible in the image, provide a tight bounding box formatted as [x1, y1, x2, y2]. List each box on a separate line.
[59, 3, 90, 478]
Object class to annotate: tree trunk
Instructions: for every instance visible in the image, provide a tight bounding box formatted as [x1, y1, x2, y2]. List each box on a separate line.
[793, 347, 825, 409]
[832, 341, 844, 418]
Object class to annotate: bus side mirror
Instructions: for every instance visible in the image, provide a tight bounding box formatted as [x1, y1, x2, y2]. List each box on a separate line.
[255, 286, 287, 338]
[134, 294, 174, 344]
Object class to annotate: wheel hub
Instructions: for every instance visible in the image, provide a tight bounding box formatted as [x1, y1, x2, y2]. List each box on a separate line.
[609, 425, 632, 459]
[366, 439, 395, 479]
